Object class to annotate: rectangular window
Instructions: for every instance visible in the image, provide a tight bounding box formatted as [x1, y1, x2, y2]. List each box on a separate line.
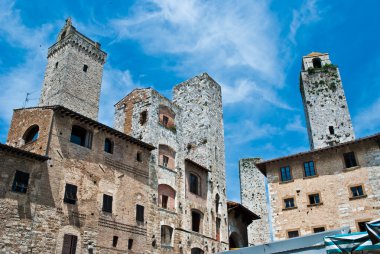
[128, 239, 133, 250]
[343, 152, 357, 168]
[280, 166, 292, 182]
[288, 230, 299, 238]
[161, 195, 168, 209]
[62, 234, 78, 254]
[192, 211, 201, 232]
[136, 152, 142, 162]
[136, 205, 144, 222]
[112, 236, 118, 247]
[189, 173, 199, 195]
[304, 161, 316, 177]
[162, 155, 169, 168]
[12, 170, 30, 193]
[102, 194, 113, 213]
[313, 227, 325, 233]
[161, 226, 173, 246]
[140, 111, 147, 125]
[358, 221, 370, 232]
[329, 126, 335, 135]
[216, 218, 221, 241]
[309, 193, 321, 205]
[64, 184, 77, 205]
[284, 198, 295, 208]
[350, 185, 364, 197]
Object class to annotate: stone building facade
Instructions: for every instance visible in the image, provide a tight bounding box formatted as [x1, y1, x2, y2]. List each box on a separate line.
[1, 19, 228, 253]
[114, 73, 229, 253]
[240, 52, 380, 243]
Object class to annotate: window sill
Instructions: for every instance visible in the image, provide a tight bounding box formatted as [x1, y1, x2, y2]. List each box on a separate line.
[349, 195, 367, 200]
[307, 202, 323, 207]
[158, 122, 177, 133]
[158, 165, 177, 173]
[303, 174, 319, 179]
[282, 206, 298, 211]
[158, 207, 177, 215]
[343, 165, 360, 172]
[279, 179, 294, 184]
[161, 245, 173, 249]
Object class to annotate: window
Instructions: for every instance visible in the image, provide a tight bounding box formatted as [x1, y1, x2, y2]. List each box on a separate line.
[288, 230, 299, 238]
[162, 155, 169, 168]
[12, 170, 30, 193]
[55, 62, 59, 68]
[191, 248, 204, 254]
[313, 227, 325, 233]
[23, 125, 39, 144]
[136, 205, 144, 222]
[104, 138, 113, 154]
[83, 64, 88, 72]
[161, 225, 173, 246]
[309, 193, 321, 205]
[329, 126, 335, 135]
[192, 210, 202, 232]
[312, 57, 322, 68]
[350, 185, 364, 197]
[162, 115, 169, 127]
[189, 173, 199, 195]
[64, 184, 77, 205]
[60, 31, 67, 40]
[161, 195, 168, 209]
[284, 198, 295, 209]
[102, 194, 113, 213]
[128, 239, 133, 250]
[140, 111, 147, 125]
[304, 161, 316, 177]
[70, 125, 92, 148]
[215, 194, 220, 214]
[62, 234, 77, 254]
[280, 166, 292, 182]
[136, 152, 142, 162]
[343, 152, 357, 168]
[112, 236, 118, 247]
[216, 218, 221, 241]
[358, 221, 370, 232]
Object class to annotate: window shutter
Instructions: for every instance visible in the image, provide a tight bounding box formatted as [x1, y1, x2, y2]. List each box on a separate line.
[62, 234, 77, 254]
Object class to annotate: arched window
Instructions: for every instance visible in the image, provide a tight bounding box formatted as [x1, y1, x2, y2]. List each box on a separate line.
[312, 57, 322, 68]
[215, 194, 220, 214]
[158, 105, 175, 131]
[23, 125, 39, 144]
[161, 225, 173, 246]
[189, 173, 200, 195]
[158, 144, 176, 170]
[191, 210, 203, 233]
[70, 125, 92, 148]
[191, 248, 204, 254]
[158, 184, 176, 210]
[104, 138, 113, 154]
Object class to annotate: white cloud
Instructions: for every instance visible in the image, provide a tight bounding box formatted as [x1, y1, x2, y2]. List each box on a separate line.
[354, 98, 380, 134]
[285, 115, 307, 133]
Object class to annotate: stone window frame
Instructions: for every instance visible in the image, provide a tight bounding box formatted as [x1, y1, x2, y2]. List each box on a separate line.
[189, 172, 201, 196]
[104, 138, 114, 154]
[157, 184, 176, 211]
[287, 229, 300, 238]
[278, 165, 293, 183]
[11, 170, 30, 194]
[158, 104, 176, 131]
[136, 204, 145, 223]
[303, 160, 318, 178]
[70, 124, 93, 149]
[342, 151, 359, 169]
[313, 226, 326, 233]
[215, 217, 221, 242]
[356, 219, 371, 232]
[62, 233, 78, 254]
[112, 236, 118, 247]
[23, 124, 39, 145]
[102, 194, 113, 213]
[161, 225, 174, 247]
[348, 184, 367, 200]
[63, 183, 78, 205]
[307, 192, 323, 207]
[136, 151, 142, 162]
[140, 110, 148, 125]
[158, 144, 176, 171]
[282, 196, 297, 210]
[191, 209, 204, 233]
[312, 57, 322, 68]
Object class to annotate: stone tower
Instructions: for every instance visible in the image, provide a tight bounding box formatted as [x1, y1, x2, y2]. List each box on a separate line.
[300, 52, 355, 150]
[39, 18, 107, 120]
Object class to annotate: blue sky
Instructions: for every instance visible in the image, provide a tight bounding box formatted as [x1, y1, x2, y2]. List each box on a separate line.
[0, 0, 379, 201]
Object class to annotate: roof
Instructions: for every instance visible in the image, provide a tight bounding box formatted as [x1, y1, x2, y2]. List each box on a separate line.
[305, 52, 328, 57]
[14, 105, 156, 151]
[0, 143, 49, 162]
[255, 132, 380, 175]
[185, 158, 211, 172]
[227, 201, 260, 222]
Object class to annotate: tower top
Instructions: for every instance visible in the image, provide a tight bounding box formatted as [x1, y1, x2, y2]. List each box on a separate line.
[302, 52, 331, 71]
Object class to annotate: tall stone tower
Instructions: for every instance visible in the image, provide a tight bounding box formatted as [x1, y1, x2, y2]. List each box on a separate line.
[300, 52, 355, 150]
[39, 18, 107, 120]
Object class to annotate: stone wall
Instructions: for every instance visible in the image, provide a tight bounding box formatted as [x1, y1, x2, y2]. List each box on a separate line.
[239, 158, 270, 245]
[300, 53, 355, 150]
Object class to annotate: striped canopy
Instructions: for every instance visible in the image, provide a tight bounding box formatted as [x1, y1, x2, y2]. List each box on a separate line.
[325, 219, 380, 253]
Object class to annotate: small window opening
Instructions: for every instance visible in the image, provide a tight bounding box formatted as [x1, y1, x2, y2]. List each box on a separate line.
[312, 58, 322, 68]
[12, 170, 30, 193]
[284, 198, 295, 208]
[189, 173, 199, 195]
[161, 195, 168, 209]
[128, 239, 133, 250]
[162, 115, 169, 127]
[343, 152, 357, 168]
[140, 111, 147, 125]
[280, 166, 292, 182]
[83, 64, 88, 72]
[288, 230, 299, 238]
[215, 194, 220, 214]
[162, 155, 169, 168]
[161, 225, 173, 246]
[350, 185, 364, 197]
[104, 138, 113, 154]
[136, 204, 144, 222]
[136, 152, 142, 162]
[102, 194, 113, 213]
[216, 218, 221, 241]
[64, 183, 77, 205]
[60, 31, 67, 40]
[309, 193, 321, 205]
[191, 248, 204, 254]
[358, 221, 370, 232]
[303, 161, 316, 177]
[112, 236, 118, 247]
[329, 126, 335, 135]
[70, 125, 92, 148]
[192, 211, 201, 232]
[313, 227, 325, 233]
[62, 234, 77, 254]
[55, 62, 59, 69]
[24, 125, 39, 144]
